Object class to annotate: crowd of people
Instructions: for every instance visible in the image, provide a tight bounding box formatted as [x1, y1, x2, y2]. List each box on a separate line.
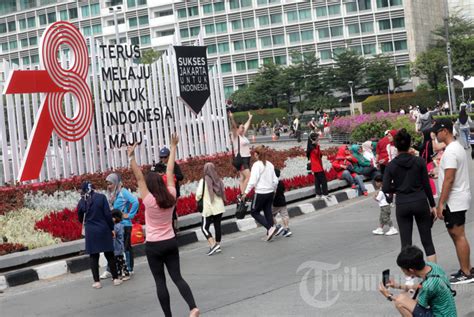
[75, 103, 472, 316]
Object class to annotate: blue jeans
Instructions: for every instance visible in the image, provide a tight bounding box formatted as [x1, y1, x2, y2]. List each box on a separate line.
[461, 128, 470, 148]
[341, 170, 367, 194]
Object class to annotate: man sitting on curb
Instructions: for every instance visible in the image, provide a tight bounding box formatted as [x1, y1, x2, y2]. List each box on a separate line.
[379, 245, 457, 317]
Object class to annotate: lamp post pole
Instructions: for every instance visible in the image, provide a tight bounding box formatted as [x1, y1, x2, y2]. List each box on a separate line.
[348, 81, 354, 115]
[444, 0, 457, 112]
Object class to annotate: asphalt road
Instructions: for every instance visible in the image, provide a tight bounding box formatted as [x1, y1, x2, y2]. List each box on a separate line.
[1, 190, 474, 317]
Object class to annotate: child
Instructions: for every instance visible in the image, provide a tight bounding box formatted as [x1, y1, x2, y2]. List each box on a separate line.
[273, 169, 292, 237]
[372, 175, 398, 236]
[307, 132, 330, 200]
[111, 209, 130, 280]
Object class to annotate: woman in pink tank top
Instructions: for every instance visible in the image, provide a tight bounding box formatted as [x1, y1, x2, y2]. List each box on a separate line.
[128, 135, 199, 317]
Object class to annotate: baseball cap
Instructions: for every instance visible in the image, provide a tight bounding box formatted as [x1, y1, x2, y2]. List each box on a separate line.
[432, 118, 453, 134]
[159, 147, 170, 158]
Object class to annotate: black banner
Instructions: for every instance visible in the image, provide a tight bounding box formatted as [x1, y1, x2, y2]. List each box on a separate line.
[174, 46, 210, 115]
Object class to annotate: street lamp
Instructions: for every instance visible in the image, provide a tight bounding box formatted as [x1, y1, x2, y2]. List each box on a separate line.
[443, 66, 453, 115]
[108, 5, 122, 44]
[444, 0, 457, 112]
[348, 81, 355, 115]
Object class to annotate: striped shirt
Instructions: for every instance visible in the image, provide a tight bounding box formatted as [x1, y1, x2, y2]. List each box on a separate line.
[417, 262, 457, 317]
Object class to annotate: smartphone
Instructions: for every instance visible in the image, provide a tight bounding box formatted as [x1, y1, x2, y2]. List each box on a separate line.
[383, 269, 390, 287]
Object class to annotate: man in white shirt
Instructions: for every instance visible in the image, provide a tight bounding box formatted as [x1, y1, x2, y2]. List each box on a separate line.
[434, 118, 474, 284]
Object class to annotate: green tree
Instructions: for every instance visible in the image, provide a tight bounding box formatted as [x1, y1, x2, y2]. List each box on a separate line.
[140, 49, 162, 64]
[365, 54, 404, 94]
[329, 50, 366, 95]
[252, 62, 285, 107]
[412, 47, 447, 96]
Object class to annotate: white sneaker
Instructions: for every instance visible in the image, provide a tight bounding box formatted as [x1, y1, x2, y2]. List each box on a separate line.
[385, 227, 399, 236]
[372, 228, 384, 235]
[113, 279, 123, 286]
[100, 271, 112, 280]
[315, 195, 322, 200]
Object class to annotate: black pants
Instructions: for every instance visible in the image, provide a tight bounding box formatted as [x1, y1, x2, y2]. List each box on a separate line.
[124, 226, 134, 272]
[115, 254, 128, 277]
[380, 164, 386, 176]
[396, 200, 436, 257]
[250, 192, 274, 230]
[146, 238, 197, 317]
[201, 213, 223, 242]
[314, 172, 328, 195]
[90, 252, 117, 282]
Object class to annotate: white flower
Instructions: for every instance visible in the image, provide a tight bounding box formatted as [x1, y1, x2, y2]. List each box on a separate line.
[24, 190, 81, 211]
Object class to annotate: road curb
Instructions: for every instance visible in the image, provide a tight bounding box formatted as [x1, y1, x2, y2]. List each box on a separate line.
[0, 180, 371, 291]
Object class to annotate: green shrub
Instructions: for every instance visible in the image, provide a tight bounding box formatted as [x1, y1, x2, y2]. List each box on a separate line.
[350, 120, 391, 142]
[232, 108, 287, 126]
[390, 116, 422, 144]
[362, 91, 447, 113]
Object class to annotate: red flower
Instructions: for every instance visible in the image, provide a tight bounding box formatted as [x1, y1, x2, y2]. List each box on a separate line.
[35, 208, 82, 242]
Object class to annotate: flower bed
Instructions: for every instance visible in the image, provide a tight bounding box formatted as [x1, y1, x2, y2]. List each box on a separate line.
[1, 148, 339, 255]
[331, 113, 399, 135]
[0, 243, 27, 256]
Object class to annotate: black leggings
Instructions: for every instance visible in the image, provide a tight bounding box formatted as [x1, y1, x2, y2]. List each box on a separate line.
[124, 226, 134, 272]
[201, 213, 223, 242]
[396, 200, 436, 257]
[90, 252, 117, 282]
[314, 172, 328, 195]
[250, 192, 274, 231]
[146, 238, 196, 317]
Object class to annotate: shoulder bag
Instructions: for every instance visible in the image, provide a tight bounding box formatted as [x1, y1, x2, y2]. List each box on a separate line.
[197, 180, 206, 213]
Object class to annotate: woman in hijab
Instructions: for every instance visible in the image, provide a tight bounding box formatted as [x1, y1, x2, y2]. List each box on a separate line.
[456, 106, 472, 149]
[196, 163, 226, 256]
[77, 182, 122, 289]
[104, 173, 139, 279]
[362, 141, 376, 167]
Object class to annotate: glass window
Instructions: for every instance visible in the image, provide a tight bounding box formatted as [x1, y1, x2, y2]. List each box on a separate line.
[245, 38, 256, 49]
[320, 49, 332, 60]
[31, 55, 39, 64]
[127, 0, 136, 7]
[190, 27, 200, 36]
[214, 2, 225, 12]
[81, 5, 90, 18]
[218, 42, 229, 53]
[230, 0, 239, 9]
[260, 36, 272, 47]
[328, 4, 341, 15]
[180, 28, 189, 38]
[203, 4, 213, 14]
[350, 45, 362, 55]
[299, 9, 311, 20]
[273, 34, 284, 45]
[83, 26, 91, 36]
[241, 0, 252, 8]
[247, 59, 259, 69]
[377, 0, 389, 8]
[301, 30, 313, 41]
[221, 63, 232, 73]
[392, 17, 405, 28]
[224, 86, 234, 98]
[205, 24, 215, 34]
[48, 12, 56, 23]
[140, 35, 150, 44]
[92, 25, 102, 35]
[363, 43, 376, 55]
[188, 6, 199, 16]
[231, 20, 241, 30]
[215, 22, 227, 33]
[9, 40, 17, 50]
[22, 56, 30, 65]
[348, 23, 360, 35]
[137, 0, 147, 5]
[397, 65, 409, 78]
[274, 55, 286, 65]
[263, 57, 273, 64]
[207, 44, 217, 54]
[394, 40, 407, 51]
[289, 32, 300, 43]
[331, 26, 343, 37]
[178, 9, 187, 18]
[139, 15, 149, 25]
[1, 42, 8, 51]
[359, 0, 371, 10]
[129, 17, 137, 27]
[391, 0, 402, 6]
[19, 19, 27, 30]
[130, 36, 139, 45]
[361, 22, 374, 33]
[318, 28, 330, 39]
[270, 13, 282, 24]
[257, 0, 267, 5]
[29, 36, 37, 45]
[346, 2, 357, 13]
[316, 7, 327, 17]
[243, 18, 254, 29]
[90, 3, 100, 16]
[27, 17, 35, 28]
[60, 10, 68, 20]
[21, 38, 29, 48]
[8, 21, 16, 32]
[69, 8, 78, 19]
[236, 61, 246, 71]
[233, 40, 244, 51]
[39, 14, 47, 25]
[379, 19, 391, 30]
[259, 16, 269, 26]
[287, 11, 298, 22]
[333, 47, 345, 56]
[381, 42, 394, 52]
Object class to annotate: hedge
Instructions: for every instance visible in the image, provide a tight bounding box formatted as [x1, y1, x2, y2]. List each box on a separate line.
[362, 91, 447, 113]
[232, 108, 288, 126]
[434, 114, 474, 121]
